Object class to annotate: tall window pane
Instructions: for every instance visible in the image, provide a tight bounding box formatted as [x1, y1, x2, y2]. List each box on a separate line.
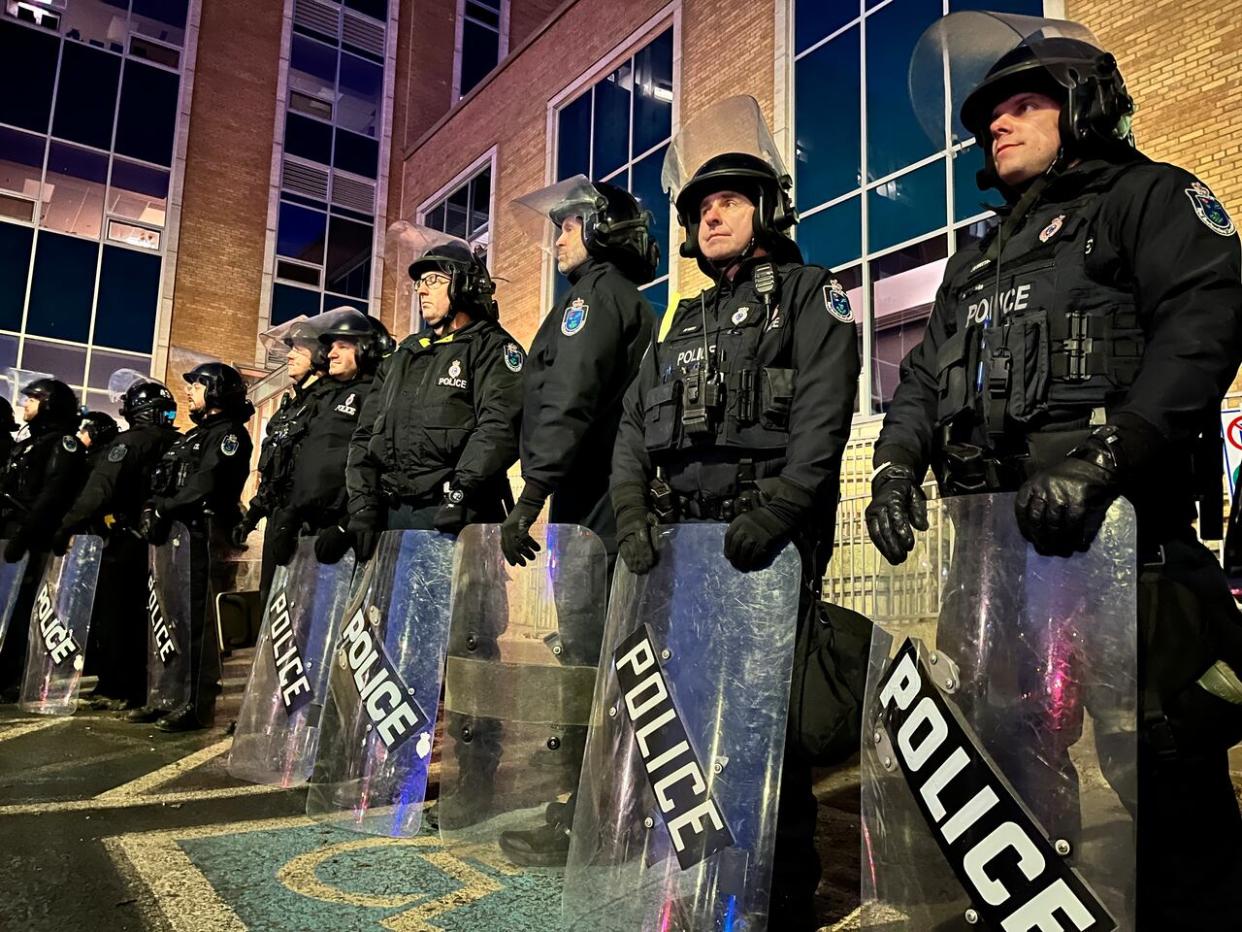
[333, 128, 378, 177]
[272, 283, 321, 325]
[277, 203, 328, 264]
[130, 0, 189, 48]
[630, 144, 670, 281]
[338, 53, 383, 137]
[42, 143, 108, 239]
[867, 159, 946, 252]
[460, 17, 500, 97]
[797, 197, 862, 270]
[795, 27, 860, 211]
[115, 63, 180, 167]
[285, 112, 333, 165]
[0, 223, 33, 331]
[556, 94, 591, 182]
[52, 43, 121, 150]
[325, 217, 372, 298]
[290, 35, 338, 122]
[108, 159, 170, 228]
[592, 61, 632, 180]
[0, 128, 46, 202]
[952, 144, 988, 221]
[94, 245, 161, 352]
[795, 0, 856, 55]
[865, 0, 942, 181]
[632, 28, 673, 155]
[27, 232, 98, 342]
[22, 339, 87, 386]
[869, 236, 947, 412]
[0, 21, 58, 133]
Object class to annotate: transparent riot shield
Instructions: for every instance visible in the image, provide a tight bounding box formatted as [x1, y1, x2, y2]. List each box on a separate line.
[562, 524, 802, 931]
[439, 524, 607, 846]
[860, 493, 1138, 931]
[18, 535, 104, 715]
[0, 549, 29, 655]
[146, 522, 193, 713]
[306, 530, 455, 837]
[229, 540, 357, 786]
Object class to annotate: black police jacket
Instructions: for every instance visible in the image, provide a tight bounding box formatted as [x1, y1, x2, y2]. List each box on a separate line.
[0, 419, 87, 544]
[151, 412, 254, 529]
[249, 375, 322, 522]
[347, 318, 524, 519]
[287, 372, 373, 528]
[522, 258, 652, 522]
[875, 156, 1242, 541]
[613, 257, 861, 522]
[62, 423, 180, 534]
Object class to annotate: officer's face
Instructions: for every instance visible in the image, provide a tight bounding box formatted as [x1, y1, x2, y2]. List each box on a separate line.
[555, 216, 590, 275]
[328, 339, 358, 379]
[19, 396, 38, 423]
[989, 92, 1063, 186]
[416, 271, 453, 328]
[698, 191, 756, 262]
[186, 380, 207, 413]
[286, 345, 313, 381]
[77, 427, 92, 448]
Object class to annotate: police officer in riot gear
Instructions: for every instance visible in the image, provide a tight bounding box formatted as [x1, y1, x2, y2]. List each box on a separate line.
[610, 97, 861, 926]
[496, 178, 656, 864]
[0, 378, 88, 700]
[234, 318, 328, 611]
[132, 362, 254, 731]
[319, 230, 523, 564]
[76, 411, 119, 456]
[56, 379, 179, 710]
[868, 15, 1242, 924]
[271, 310, 385, 562]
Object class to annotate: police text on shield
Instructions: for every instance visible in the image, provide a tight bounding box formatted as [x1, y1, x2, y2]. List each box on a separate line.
[337, 604, 429, 754]
[35, 582, 78, 666]
[268, 588, 314, 716]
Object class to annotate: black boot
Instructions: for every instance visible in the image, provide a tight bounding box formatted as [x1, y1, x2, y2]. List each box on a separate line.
[125, 706, 165, 723]
[156, 705, 209, 733]
[499, 816, 572, 867]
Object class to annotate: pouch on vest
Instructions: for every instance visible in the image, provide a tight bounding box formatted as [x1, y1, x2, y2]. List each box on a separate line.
[642, 380, 682, 452]
[934, 328, 972, 430]
[758, 367, 796, 431]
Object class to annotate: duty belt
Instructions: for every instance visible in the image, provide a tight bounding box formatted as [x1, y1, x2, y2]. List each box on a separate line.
[654, 488, 766, 523]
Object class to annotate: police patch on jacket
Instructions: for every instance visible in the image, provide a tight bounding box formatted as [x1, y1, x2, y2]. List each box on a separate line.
[62, 435, 78, 453]
[562, 297, 589, 336]
[503, 342, 524, 373]
[1039, 213, 1065, 243]
[1186, 181, 1236, 236]
[438, 359, 468, 389]
[335, 392, 358, 416]
[824, 280, 854, 322]
[220, 433, 240, 456]
[107, 443, 128, 463]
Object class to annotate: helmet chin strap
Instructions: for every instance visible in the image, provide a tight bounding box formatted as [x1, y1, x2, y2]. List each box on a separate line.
[707, 235, 759, 280]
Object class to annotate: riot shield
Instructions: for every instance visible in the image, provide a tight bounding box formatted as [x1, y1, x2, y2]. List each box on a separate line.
[229, 539, 357, 786]
[438, 523, 607, 845]
[859, 493, 1138, 931]
[0, 548, 28, 656]
[146, 522, 193, 713]
[18, 535, 104, 715]
[562, 524, 801, 931]
[306, 529, 455, 837]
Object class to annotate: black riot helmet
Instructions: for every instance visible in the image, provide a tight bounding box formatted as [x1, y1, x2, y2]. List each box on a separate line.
[317, 308, 386, 374]
[550, 182, 660, 285]
[78, 411, 119, 448]
[182, 362, 251, 423]
[960, 35, 1135, 161]
[120, 379, 177, 426]
[22, 378, 80, 426]
[284, 317, 331, 373]
[408, 242, 498, 321]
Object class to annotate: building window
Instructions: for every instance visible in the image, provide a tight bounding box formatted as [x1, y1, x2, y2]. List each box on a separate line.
[552, 26, 675, 316]
[420, 161, 492, 255]
[791, 0, 1042, 414]
[455, 0, 507, 99]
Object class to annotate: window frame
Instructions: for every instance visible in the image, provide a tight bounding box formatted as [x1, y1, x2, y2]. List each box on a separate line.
[451, 0, 510, 102]
[543, 4, 681, 321]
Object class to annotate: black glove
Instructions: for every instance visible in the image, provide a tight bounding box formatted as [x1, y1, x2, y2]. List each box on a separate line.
[3, 527, 28, 564]
[51, 526, 73, 557]
[500, 483, 547, 566]
[1016, 427, 1125, 558]
[352, 526, 380, 563]
[433, 486, 469, 537]
[230, 508, 258, 548]
[866, 461, 928, 566]
[140, 506, 170, 546]
[270, 514, 301, 567]
[314, 525, 352, 565]
[612, 481, 657, 575]
[723, 480, 812, 572]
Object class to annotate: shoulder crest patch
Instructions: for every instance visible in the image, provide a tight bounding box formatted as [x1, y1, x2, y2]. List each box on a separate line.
[503, 342, 524, 373]
[107, 442, 128, 463]
[562, 297, 589, 336]
[1186, 181, 1236, 236]
[62, 435, 78, 453]
[823, 279, 855, 323]
[220, 433, 240, 457]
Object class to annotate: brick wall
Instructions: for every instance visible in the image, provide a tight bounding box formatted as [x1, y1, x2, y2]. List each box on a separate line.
[510, 0, 564, 47]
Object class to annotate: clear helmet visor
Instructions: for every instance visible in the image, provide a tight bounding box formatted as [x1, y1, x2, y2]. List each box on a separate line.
[660, 95, 788, 201]
[511, 175, 603, 256]
[106, 367, 155, 403]
[0, 368, 54, 407]
[909, 11, 1102, 146]
[259, 315, 315, 356]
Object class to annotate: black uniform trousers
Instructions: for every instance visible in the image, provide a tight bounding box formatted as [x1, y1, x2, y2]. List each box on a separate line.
[169, 522, 227, 725]
[91, 533, 150, 705]
[0, 552, 50, 694]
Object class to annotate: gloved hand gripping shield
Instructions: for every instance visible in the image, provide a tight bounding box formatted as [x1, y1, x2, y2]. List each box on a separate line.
[145, 521, 193, 713]
[18, 534, 104, 715]
[859, 493, 1137, 931]
[439, 523, 607, 845]
[562, 524, 801, 932]
[229, 538, 357, 786]
[306, 529, 455, 837]
[909, 12, 1109, 147]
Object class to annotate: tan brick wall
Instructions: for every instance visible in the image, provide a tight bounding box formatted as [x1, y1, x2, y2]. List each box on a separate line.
[165, 0, 283, 382]
[510, 0, 564, 47]
[1069, 0, 1242, 393]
